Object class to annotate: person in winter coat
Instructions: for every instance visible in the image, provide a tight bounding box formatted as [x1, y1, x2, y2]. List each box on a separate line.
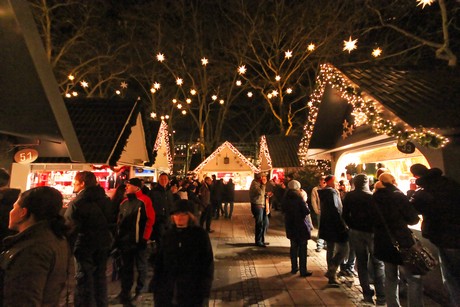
[249, 173, 270, 247]
[410, 164, 460, 307]
[0, 187, 70, 307]
[283, 180, 313, 277]
[318, 175, 349, 286]
[152, 199, 214, 307]
[113, 178, 155, 305]
[372, 173, 423, 307]
[0, 169, 20, 252]
[199, 176, 214, 233]
[65, 171, 114, 307]
[342, 174, 385, 305]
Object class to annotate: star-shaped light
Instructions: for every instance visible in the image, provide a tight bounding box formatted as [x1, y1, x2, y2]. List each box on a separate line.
[150, 112, 157, 118]
[154, 82, 161, 89]
[181, 110, 187, 115]
[80, 80, 88, 88]
[347, 125, 354, 135]
[177, 104, 182, 109]
[176, 78, 183, 86]
[219, 99, 224, 105]
[201, 57, 208, 66]
[286, 88, 293, 94]
[247, 92, 253, 98]
[190, 89, 197, 95]
[72, 91, 78, 96]
[267, 93, 273, 99]
[150, 88, 156, 94]
[238, 65, 247, 75]
[68, 74, 75, 81]
[343, 119, 349, 129]
[416, 0, 435, 9]
[372, 47, 382, 57]
[275, 75, 281, 81]
[272, 90, 279, 97]
[343, 36, 358, 53]
[186, 98, 192, 104]
[212, 95, 217, 101]
[172, 99, 177, 104]
[284, 50, 293, 59]
[120, 81, 128, 89]
[156, 53, 165, 62]
[236, 80, 242, 86]
[307, 43, 315, 51]
[115, 90, 121, 95]
[65, 93, 71, 98]
[342, 131, 348, 139]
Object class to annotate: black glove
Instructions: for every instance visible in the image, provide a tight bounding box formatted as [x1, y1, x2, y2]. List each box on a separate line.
[138, 238, 147, 250]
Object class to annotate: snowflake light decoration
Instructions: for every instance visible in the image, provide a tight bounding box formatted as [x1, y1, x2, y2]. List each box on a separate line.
[284, 50, 293, 59]
[156, 53, 165, 62]
[343, 36, 358, 53]
[416, 0, 435, 9]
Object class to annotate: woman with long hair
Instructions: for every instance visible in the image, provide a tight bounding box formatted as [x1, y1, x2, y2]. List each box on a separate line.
[0, 186, 70, 307]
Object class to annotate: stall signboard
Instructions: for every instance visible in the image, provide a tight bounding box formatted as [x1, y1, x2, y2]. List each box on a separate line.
[14, 148, 38, 164]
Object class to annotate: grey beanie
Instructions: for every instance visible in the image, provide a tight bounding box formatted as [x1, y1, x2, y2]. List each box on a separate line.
[287, 180, 301, 190]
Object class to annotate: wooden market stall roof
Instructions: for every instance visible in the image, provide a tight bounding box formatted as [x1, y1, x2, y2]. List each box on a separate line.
[258, 135, 302, 172]
[193, 141, 258, 173]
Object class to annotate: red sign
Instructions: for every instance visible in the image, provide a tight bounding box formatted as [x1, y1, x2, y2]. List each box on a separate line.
[14, 148, 38, 164]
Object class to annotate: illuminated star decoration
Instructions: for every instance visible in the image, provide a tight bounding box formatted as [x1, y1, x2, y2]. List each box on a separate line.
[120, 81, 128, 89]
[150, 112, 157, 118]
[238, 65, 247, 75]
[247, 92, 253, 97]
[342, 119, 354, 139]
[176, 78, 183, 86]
[154, 82, 161, 89]
[343, 36, 358, 53]
[416, 0, 435, 9]
[285, 50, 293, 59]
[68, 74, 75, 81]
[201, 57, 208, 66]
[275, 75, 281, 81]
[372, 47, 382, 57]
[80, 80, 89, 88]
[307, 43, 315, 51]
[156, 53, 165, 62]
[286, 88, 293, 94]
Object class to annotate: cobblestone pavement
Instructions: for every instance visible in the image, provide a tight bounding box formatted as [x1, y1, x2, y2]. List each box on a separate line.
[101, 203, 441, 307]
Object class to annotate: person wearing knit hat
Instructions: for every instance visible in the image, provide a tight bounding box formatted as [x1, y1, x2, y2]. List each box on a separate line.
[127, 177, 143, 189]
[342, 174, 385, 305]
[283, 179, 313, 277]
[153, 199, 214, 306]
[317, 174, 349, 286]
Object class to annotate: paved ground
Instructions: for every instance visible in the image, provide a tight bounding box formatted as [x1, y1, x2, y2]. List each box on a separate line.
[103, 203, 442, 307]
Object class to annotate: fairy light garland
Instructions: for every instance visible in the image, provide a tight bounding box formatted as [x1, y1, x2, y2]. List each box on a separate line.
[258, 135, 272, 170]
[298, 63, 449, 164]
[194, 141, 258, 173]
[154, 120, 173, 173]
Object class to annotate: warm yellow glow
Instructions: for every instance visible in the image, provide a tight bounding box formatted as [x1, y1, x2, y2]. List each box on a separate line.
[161, 115, 165, 120]
[80, 80, 89, 88]
[275, 75, 281, 81]
[115, 90, 121, 95]
[154, 82, 161, 89]
[68, 74, 75, 81]
[72, 91, 78, 96]
[190, 89, 197, 95]
[212, 95, 217, 101]
[65, 93, 71, 98]
[120, 81, 128, 89]
[201, 57, 208, 66]
[186, 98, 192, 104]
[219, 99, 224, 105]
[285, 50, 293, 59]
[247, 92, 253, 97]
[238, 65, 247, 75]
[267, 93, 273, 99]
[343, 36, 358, 53]
[150, 112, 157, 118]
[307, 43, 315, 51]
[177, 104, 182, 109]
[416, 0, 435, 9]
[165, 115, 170, 119]
[150, 88, 156, 94]
[236, 80, 242, 86]
[286, 88, 293, 94]
[172, 99, 177, 104]
[181, 110, 187, 115]
[156, 53, 165, 62]
[176, 78, 183, 86]
[372, 47, 382, 57]
[272, 90, 279, 97]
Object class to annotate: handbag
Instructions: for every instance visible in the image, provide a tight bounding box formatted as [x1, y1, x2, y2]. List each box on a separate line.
[374, 203, 438, 275]
[399, 234, 438, 275]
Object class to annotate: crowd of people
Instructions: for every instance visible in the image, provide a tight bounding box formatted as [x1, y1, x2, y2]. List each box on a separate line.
[0, 164, 458, 307]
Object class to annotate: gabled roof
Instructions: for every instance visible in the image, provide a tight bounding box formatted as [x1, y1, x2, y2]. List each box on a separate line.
[0, 0, 83, 161]
[193, 141, 258, 173]
[63, 98, 144, 165]
[259, 135, 301, 171]
[151, 120, 173, 173]
[337, 65, 460, 130]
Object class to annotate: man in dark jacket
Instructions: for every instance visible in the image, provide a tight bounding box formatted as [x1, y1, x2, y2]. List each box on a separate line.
[149, 173, 174, 247]
[343, 174, 385, 305]
[410, 164, 460, 307]
[65, 171, 113, 307]
[318, 175, 349, 286]
[114, 178, 154, 305]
